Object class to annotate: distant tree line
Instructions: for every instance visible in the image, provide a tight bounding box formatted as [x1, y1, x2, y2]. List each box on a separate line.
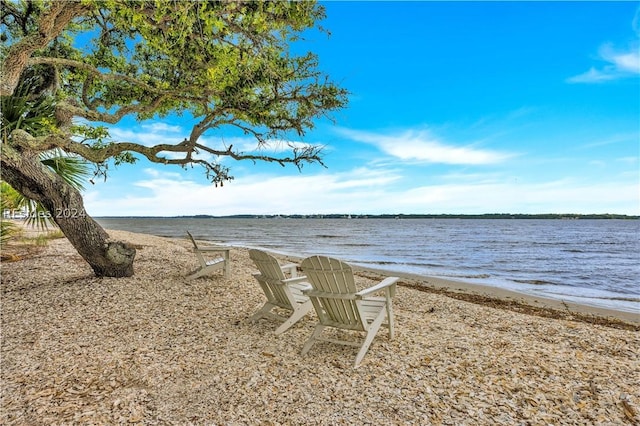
[162, 213, 639, 220]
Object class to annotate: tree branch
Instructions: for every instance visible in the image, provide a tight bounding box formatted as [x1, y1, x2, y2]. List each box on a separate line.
[7, 127, 324, 185]
[28, 57, 173, 95]
[0, 1, 89, 96]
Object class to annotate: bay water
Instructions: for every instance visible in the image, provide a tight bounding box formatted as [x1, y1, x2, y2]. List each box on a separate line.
[96, 217, 639, 313]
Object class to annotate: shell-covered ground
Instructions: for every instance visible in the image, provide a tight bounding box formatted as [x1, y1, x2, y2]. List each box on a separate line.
[1, 230, 638, 425]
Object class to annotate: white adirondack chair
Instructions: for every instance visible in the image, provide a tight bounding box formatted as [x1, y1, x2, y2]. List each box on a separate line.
[248, 249, 313, 334]
[300, 255, 398, 367]
[186, 231, 231, 279]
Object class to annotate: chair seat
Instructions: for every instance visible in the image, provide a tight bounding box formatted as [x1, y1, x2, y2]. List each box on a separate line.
[205, 257, 225, 266]
[358, 297, 387, 323]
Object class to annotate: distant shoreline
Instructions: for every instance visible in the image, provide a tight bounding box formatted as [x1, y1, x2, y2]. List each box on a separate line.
[92, 213, 640, 220]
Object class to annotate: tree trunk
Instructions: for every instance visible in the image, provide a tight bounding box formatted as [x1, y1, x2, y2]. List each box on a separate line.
[1, 145, 136, 277]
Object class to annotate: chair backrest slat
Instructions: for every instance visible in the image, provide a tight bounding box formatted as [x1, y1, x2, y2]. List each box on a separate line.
[301, 256, 363, 330]
[249, 249, 294, 309]
[250, 250, 286, 280]
[186, 230, 199, 249]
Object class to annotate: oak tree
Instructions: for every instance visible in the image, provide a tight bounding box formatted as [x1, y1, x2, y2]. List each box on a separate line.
[0, 0, 347, 277]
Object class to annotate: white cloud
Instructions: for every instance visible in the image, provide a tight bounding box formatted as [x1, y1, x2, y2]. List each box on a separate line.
[568, 41, 640, 83]
[337, 128, 513, 165]
[392, 179, 639, 215]
[588, 160, 607, 168]
[108, 125, 183, 147]
[84, 166, 639, 217]
[136, 168, 184, 181]
[568, 8, 640, 83]
[617, 156, 639, 165]
[606, 49, 640, 73]
[107, 122, 317, 164]
[84, 167, 402, 216]
[567, 67, 617, 83]
[580, 132, 639, 149]
[140, 122, 183, 133]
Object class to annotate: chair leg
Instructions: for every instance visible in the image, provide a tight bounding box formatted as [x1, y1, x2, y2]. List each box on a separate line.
[222, 253, 230, 278]
[187, 264, 220, 280]
[354, 309, 386, 367]
[186, 268, 206, 280]
[301, 324, 326, 355]
[386, 300, 395, 339]
[274, 301, 313, 335]
[249, 302, 275, 322]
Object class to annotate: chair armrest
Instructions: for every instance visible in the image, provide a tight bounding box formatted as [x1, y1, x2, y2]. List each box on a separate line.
[282, 276, 309, 285]
[302, 288, 358, 300]
[196, 246, 231, 252]
[356, 276, 399, 298]
[280, 263, 299, 277]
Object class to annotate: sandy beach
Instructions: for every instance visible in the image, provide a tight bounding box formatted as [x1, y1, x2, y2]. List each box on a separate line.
[1, 229, 639, 424]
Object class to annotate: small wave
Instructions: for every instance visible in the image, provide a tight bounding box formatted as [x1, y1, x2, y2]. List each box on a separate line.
[359, 260, 437, 267]
[406, 262, 446, 268]
[316, 234, 341, 239]
[414, 263, 446, 269]
[598, 296, 640, 303]
[531, 242, 572, 246]
[373, 261, 401, 266]
[459, 274, 491, 279]
[438, 273, 492, 279]
[513, 279, 558, 286]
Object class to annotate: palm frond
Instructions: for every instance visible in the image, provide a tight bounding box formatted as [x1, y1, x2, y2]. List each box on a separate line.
[1, 74, 90, 231]
[40, 149, 89, 191]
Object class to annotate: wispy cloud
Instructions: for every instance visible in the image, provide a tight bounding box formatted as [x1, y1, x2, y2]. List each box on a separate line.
[110, 120, 314, 150]
[617, 156, 639, 164]
[568, 45, 640, 83]
[85, 167, 403, 216]
[140, 122, 183, 133]
[580, 131, 640, 149]
[84, 166, 640, 216]
[107, 122, 316, 166]
[337, 128, 513, 165]
[232, 138, 318, 155]
[568, 11, 640, 83]
[109, 123, 183, 147]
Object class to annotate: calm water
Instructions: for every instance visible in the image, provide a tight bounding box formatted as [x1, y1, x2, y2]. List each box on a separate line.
[96, 218, 640, 313]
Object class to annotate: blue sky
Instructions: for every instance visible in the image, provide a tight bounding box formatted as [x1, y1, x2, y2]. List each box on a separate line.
[84, 1, 640, 217]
